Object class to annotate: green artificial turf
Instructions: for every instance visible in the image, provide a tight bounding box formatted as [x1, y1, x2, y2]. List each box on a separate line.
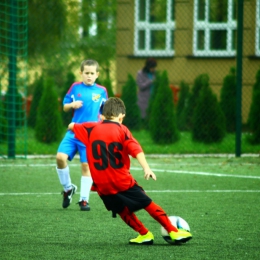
[0, 156, 259, 259]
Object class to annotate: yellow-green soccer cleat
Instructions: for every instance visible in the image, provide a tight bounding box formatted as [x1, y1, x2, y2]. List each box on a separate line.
[129, 231, 154, 245]
[169, 229, 192, 244]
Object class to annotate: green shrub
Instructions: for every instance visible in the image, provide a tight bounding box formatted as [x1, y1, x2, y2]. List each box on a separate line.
[219, 67, 236, 132]
[102, 78, 114, 97]
[0, 100, 7, 143]
[247, 69, 260, 144]
[176, 80, 190, 131]
[28, 76, 44, 128]
[35, 77, 63, 143]
[121, 74, 142, 130]
[61, 72, 75, 126]
[186, 74, 206, 130]
[149, 70, 179, 144]
[192, 74, 226, 143]
[4, 89, 25, 128]
[145, 71, 161, 129]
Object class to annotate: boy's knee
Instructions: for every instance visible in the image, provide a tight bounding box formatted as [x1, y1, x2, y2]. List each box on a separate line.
[56, 153, 67, 168]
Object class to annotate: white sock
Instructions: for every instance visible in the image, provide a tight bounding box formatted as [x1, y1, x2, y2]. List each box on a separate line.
[56, 166, 72, 192]
[80, 176, 93, 202]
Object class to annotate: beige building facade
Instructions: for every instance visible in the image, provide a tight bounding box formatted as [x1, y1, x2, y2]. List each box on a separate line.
[116, 0, 260, 123]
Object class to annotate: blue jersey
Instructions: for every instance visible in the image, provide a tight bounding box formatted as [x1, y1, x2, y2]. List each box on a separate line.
[64, 82, 108, 123]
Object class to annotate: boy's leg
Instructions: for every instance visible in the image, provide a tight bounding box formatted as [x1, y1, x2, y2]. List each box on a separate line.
[118, 207, 154, 245]
[56, 152, 77, 209]
[56, 132, 77, 209]
[144, 202, 192, 243]
[78, 140, 92, 211]
[144, 202, 178, 232]
[78, 162, 92, 211]
[56, 158, 71, 191]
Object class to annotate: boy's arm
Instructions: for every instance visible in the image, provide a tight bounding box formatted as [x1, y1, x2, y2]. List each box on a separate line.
[136, 152, 156, 181]
[64, 101, 83, 112]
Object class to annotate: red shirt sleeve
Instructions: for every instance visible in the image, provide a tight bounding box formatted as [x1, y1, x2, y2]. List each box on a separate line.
[122, 125, 143, 158]
[73, 122, 99, 145]
[72, 123, 88, 145]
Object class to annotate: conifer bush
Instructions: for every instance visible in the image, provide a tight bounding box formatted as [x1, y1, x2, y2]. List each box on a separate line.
[120, 74, 141, 130]
[35, 77, 63, 143]
[247, 69, 260, 144]
[149, 70, 179, 144]
[0, 100, 7, 143]
[102, 78, 114, 98]
[219, 67, 236, 132]
[4, 89, 25, 128]
[186, 74, 207, 130]
[28, 76, 44, 128]
[61, 72, 75, 126]
[145, 71, 161, 129]
[176, 80, 190, 131]
[192, 74, 226, 143]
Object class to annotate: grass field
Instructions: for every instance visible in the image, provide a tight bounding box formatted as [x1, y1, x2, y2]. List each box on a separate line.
[1, 128, 260, 157]
[0, 156, 259, 260]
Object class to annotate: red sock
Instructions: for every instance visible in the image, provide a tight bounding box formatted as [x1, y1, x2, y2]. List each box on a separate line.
[144, 202, 178, 232]
[118, 207, 148, 235]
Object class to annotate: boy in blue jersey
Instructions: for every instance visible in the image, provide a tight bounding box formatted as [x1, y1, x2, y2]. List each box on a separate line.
[56, 59, 108, 211]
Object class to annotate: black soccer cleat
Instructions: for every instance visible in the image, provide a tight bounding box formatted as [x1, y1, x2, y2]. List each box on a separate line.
[77, 200, 90, 211]
[62, 184, 77, 208]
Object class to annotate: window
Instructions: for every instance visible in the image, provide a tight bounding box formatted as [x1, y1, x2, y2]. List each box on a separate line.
[134, 0, 175, 56]
[193, 0, 237, 57]
[256, 0, 260, 56]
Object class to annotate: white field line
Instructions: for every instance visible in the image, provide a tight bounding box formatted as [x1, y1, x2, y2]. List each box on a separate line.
[130, 167, 260, 179]
[0, 190, 260, 196]
[0, 163, 260, 179]
[0, 153, 257, 159]
[0, 164, 259, 196]
[0, 162, 258, 168]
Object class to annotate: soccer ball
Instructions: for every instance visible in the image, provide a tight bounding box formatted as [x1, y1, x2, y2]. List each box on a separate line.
[161, 216, 190, 244]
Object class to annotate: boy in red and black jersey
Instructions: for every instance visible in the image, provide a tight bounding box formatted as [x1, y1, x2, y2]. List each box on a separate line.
[69, 97, 192, 245]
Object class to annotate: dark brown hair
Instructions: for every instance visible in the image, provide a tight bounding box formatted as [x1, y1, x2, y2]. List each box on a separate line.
[142, 58, 157, 73]
[80, 59, 99, 72]
[102, 97, 126, 119]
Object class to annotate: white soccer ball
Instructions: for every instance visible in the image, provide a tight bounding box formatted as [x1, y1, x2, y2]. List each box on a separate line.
[161, 216, 190, 244]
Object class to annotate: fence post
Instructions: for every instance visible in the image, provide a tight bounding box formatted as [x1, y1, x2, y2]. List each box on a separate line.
[236, 0, 244, 157]
[7, 0, 17, 158]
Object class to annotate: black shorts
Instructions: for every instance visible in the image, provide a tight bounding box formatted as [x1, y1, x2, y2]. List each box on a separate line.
[100, 184, 152, 215]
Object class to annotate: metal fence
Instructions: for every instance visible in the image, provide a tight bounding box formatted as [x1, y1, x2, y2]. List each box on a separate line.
[1, 0, 260, 158]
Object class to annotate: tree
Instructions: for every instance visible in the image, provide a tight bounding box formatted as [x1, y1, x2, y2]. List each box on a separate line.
[28, 0, 68, 59]
[247, 69, 260, 144]
[35, 77, 63, 143]
[79, 0, 117, 80]
[0, 99, 7, 143]
[102, 78, 114, 98]
[61, 72, 75, 126]
[176, 80, 190, 131]
[28, 75, 44, 128]
[149, 70, 179, 144]
[145, 71, 161, 129]
[186, 74, 207, 130]
[27, 0, 82, 92]
[4, 89, 25, 128]
[120, 74, 141, 130]
[192, 74, 225, 143]
[219, 67, 236, 132]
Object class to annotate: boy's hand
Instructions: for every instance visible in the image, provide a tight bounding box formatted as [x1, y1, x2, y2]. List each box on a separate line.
[68, 123, 75, 131]
[72, 100, 83, 109]
[144, 168, 157, 181]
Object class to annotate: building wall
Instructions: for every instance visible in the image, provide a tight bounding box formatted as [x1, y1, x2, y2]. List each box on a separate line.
[116, 0, 259, 123]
